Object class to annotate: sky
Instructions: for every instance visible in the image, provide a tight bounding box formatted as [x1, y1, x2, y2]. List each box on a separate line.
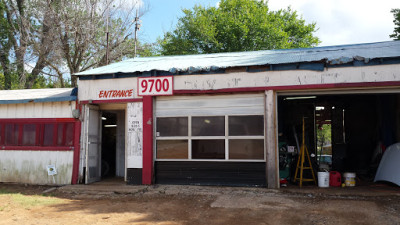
[138, 0, 399, 47]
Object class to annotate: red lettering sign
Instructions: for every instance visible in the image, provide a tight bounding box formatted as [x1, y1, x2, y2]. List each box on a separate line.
[98, 89, 134, 99]
[138, 76, 173, 96]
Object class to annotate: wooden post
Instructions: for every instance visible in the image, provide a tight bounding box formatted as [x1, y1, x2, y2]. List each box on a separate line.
[265, 90, 279, 189]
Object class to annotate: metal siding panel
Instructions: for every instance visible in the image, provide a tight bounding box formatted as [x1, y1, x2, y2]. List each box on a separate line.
[0, 105, 7, 117]
[75, 41, 400, 76]
[155, 161, 266, 186]
[34, 102, 44, 118]
[25, 103, 35, 118]
[52, 102, 61, 118]
[0, 150, 74, 185]
[156, 94, 264, 117]
[0, 88, 75, 104]
[14, 104, 25, 118]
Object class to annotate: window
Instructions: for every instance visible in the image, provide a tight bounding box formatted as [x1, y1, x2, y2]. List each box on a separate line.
[65, 123, 74, 146]
[192, 140, 225, 159]
[229, 139, 264, 159]
[0, 120, 75, 149]
[156, 117, 188, 137]
[5, 124, 19, 145]
[43, 124, 55, 146]
[22, 124, 36, 146]
[156, 140, 188, 159]
[156, 115, 265, 161]
[229, 115, 264, 136]
[192, 116, 224, 136]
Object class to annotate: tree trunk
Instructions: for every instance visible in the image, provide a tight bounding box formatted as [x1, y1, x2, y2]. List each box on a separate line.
[0, 52, 12, 90]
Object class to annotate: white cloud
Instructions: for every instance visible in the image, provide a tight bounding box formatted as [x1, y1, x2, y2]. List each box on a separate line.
[268, 0, 398, 46]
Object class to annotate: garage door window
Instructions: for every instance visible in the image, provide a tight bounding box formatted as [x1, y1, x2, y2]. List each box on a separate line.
[156, 115, 265, 161]
[156, 140, 188, 159]
[156, 117, 188, 137]
[192, 116, 224, 136]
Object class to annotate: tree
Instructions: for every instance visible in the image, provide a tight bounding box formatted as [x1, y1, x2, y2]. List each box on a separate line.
[390, 8, 400, 40]
[0, 0, 150, 89]
[158, 0, 320, 55]
[36, 0, 147, 87]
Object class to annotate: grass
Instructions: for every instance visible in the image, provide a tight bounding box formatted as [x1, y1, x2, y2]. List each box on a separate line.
[0, 188, 65, 210]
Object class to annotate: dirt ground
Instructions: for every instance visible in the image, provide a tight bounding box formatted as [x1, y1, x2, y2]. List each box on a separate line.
[0, 182, 400, 225]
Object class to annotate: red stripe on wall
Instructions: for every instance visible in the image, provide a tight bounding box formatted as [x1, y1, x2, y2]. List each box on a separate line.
[80, 98, 142, 104]
[142, 96, 153, 185]
[0, 146, 73, 151]
[173, 81, 400, 95]
[0, 118, 76, 123]
[71, 121, 81, 185]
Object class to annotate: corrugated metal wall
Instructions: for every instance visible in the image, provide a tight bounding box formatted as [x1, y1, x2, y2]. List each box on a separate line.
[0, 151, 74, 185]
[0, 101, 76, 118]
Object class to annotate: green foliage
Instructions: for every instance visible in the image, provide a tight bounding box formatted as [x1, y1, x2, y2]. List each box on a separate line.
[390, 8, 400, 40]
[0, 72, 20, 90]
[159, 0, 320, 55]
[316, 124, 332, 155]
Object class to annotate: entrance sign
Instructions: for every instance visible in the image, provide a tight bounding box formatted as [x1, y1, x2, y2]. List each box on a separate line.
[98, 89, 134, 99]
[138, 76, 173, 96]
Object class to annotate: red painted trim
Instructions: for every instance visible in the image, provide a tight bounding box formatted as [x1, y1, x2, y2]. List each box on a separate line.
[142, 96, 153, 185]
[0, 146, 73, 151]
[173, 81, 400, 95]
[80, 98, 142, 104]
[0, 118, 76, 123]
[71, 121, 81, 185]
[0, 124, 4, 145]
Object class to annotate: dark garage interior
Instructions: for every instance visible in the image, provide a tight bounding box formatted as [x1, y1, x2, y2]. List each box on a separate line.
[278, 93, 400, 186]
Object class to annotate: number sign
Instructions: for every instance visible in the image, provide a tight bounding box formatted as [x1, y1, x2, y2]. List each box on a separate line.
[138, 76, 173, 96]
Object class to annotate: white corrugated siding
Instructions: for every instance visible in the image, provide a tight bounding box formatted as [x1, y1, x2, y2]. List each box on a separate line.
[0, 101, 75, 118]
[0, 150, 74, 185]
[155, 93, 264, 117]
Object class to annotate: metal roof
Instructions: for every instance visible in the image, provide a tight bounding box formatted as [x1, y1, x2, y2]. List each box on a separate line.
[75, 41, 400, 76]
[0, 88, 77, 105]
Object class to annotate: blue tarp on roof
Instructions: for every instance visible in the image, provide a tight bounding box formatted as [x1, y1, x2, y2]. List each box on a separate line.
[0, 88, 77, 105]
[75, 41, 400, 76]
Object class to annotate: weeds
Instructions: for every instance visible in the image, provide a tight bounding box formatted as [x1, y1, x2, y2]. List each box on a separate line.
[0, 188, 64, 210]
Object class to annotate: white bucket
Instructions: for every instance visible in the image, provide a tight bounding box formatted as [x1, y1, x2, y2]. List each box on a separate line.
[318, 172, 330, 188]
[343, 172, 356, 187]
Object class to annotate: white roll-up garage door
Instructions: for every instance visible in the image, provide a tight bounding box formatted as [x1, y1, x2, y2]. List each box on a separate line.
[154, 93, 267, 186]
[155, 93, 265, 117]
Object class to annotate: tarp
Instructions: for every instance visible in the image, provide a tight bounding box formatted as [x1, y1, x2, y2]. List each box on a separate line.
[374, 142, 400, 186]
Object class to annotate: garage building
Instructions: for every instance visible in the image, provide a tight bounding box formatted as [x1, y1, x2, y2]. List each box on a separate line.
[74, 41, 400, 188]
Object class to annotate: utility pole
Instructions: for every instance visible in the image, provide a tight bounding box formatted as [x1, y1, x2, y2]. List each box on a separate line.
[134, 9, 141, 58]
[105, 0, 110, 64]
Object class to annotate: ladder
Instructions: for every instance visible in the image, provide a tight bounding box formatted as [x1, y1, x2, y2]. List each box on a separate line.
[293, 117, 317, 187]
